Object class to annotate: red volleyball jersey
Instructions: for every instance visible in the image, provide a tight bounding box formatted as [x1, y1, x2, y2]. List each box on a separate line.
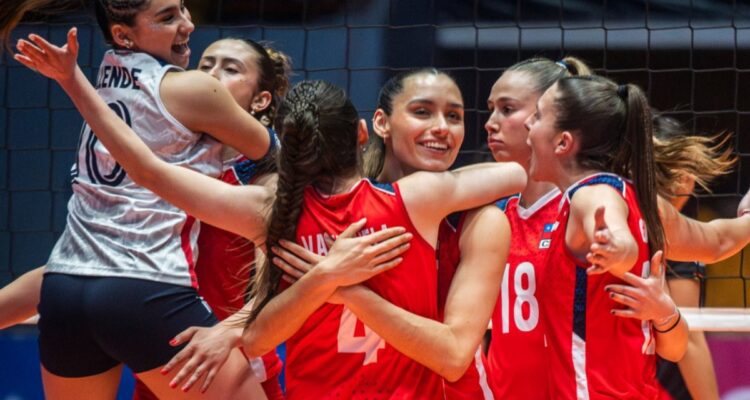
[284, 179, 444, 400]
[195, 154, 257, 321]
[486, 188, 561, 399]
[437, 213, 493, 400]
[541, 173, 657, 399]
[132, 153, 284, 400]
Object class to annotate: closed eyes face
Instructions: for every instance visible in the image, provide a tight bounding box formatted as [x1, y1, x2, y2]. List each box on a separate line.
[485, 71, 540, 168]
[198, 39, 263, 112]
[124, 0, 195, 68]
[382, 73, 465, 174]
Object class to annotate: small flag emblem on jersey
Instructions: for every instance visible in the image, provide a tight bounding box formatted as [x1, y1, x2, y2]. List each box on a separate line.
[539, 223, 555, 248]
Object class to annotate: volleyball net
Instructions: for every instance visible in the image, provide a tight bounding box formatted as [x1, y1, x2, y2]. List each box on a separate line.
[2, 0, 750, 325]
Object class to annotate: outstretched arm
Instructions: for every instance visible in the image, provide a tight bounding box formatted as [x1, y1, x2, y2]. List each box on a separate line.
[659, 195, 750, 264]
[15, 28, 272, 242]
[274, 205, 510, 381]
[571, 186, 638, 278]
[0, 266, 45, 329]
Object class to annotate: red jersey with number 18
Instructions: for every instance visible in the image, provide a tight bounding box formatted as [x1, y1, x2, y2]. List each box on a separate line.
[486, 188, 560, 399]
[542, 173, 657, 399]
[284, 179, 444, 400]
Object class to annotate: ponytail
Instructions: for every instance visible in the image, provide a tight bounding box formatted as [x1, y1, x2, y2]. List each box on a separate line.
[620, 84, 665, 254]
[555, 76, 665, 255]
[505, 55, 592, 95]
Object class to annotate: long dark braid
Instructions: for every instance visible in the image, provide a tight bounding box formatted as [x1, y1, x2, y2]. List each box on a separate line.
[246, 80, 360, 324]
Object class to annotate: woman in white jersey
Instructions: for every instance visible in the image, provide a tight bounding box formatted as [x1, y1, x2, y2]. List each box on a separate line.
[3, 1, 276, 398]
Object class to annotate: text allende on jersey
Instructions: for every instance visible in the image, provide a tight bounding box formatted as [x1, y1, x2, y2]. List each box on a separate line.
[300, 224, 390, 256]
[96, 65, 142, 90]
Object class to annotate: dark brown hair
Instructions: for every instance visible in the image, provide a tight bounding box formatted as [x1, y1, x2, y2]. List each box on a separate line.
[246, 80, 360, 325]
[554, 75, 665, 254]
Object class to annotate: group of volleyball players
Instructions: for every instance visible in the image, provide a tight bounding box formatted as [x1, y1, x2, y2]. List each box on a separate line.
[3, 0, 750, 399]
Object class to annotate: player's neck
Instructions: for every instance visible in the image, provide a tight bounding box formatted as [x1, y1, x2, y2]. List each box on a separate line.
[313, 171, 363, 195]
[519, 180, 557, 207]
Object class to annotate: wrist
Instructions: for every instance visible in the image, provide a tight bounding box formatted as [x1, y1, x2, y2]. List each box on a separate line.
[57, 65, 84, 89]
[304, 263, 342, 295]
[217, 322, 244, 347]
[739, 209, 750, 218]
[653, 304, 678, 327]
[653, 308, 682, 333]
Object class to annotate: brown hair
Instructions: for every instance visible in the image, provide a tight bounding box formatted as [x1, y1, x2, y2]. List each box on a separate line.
[652, 113, 736, 197]
[223, 38, 292, 127]
[246, 80, 360, 325]
[554, 75, 665, 254]
[0, 0, 92, 51]
[505, 56, 592, 94]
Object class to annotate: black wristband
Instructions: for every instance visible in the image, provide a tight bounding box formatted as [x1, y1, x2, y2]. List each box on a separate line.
[654, 309, 682, 334]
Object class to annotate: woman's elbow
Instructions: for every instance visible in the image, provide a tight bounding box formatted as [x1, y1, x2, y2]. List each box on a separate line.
[240, 328, 272, 358]
[440, 352, 475, 382]
[658, 345, 687, 363]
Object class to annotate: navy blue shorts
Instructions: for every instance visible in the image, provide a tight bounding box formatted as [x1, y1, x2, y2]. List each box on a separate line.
[666, 260, 705, 280]
[38, 273, 218, 377]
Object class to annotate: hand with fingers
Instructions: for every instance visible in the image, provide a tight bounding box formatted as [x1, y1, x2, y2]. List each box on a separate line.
[160, 322, 243, 393]
[14, 27, 80, 82]
[605, 250, 678, 326]
[585, 206, 633, 275]
[273, 218, 413, 289]
[271, 238, 325, 284]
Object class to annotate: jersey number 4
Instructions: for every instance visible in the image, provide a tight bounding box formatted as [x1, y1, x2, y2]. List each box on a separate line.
[501, 261, 539, 333]
[337, 306, 385, 365]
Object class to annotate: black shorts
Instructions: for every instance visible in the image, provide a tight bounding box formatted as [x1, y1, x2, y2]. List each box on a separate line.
[38, 273, 218, 377]
[666, 260, 705, 280]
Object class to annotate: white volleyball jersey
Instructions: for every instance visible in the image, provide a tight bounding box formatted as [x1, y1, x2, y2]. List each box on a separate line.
[47, 50, 222, 287]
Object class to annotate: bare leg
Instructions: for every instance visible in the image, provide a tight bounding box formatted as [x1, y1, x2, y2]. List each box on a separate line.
[0, 266, 45, 329]
[41, 364, 122, 400]
[137, 348, 268, 400]
[668, 278, 720, 400]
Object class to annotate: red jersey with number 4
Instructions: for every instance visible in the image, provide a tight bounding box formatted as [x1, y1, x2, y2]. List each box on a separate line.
[284, 179, 444, 400]
[486, 189, 560, 399]
[437, 212, 494, 400]
[542, 173, 657, 399]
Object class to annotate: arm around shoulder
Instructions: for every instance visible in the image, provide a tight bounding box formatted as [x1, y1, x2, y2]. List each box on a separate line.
[161, 71, 270, 160]
[399, 162, 525, 243]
